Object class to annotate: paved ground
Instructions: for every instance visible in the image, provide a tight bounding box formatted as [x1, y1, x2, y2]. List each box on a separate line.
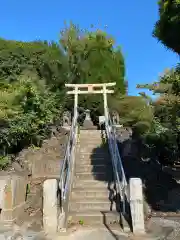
[57, 228, 129, 240]
[55, 226, 167, 240]
[54, 217, 180, 240]
[1, 212, 180, 240]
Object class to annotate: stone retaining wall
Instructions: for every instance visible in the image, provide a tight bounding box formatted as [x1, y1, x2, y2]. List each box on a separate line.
[0, 173, 28, 226]
[15, 128, 69, 179]
[0, 127, 69, 229]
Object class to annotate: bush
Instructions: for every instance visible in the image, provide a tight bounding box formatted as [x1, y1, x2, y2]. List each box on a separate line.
[0, 74, 63, 168]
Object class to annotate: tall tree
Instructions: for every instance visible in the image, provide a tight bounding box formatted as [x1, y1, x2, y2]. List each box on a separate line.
[153, 0, 180, 54]
[137, 68, 180, 165]
[60, 23, 126, 116]
[0, 38, 68, 89]
[0, 38, 68, 168]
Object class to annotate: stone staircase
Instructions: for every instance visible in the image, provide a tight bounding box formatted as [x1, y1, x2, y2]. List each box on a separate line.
[68, 130, 126, 229]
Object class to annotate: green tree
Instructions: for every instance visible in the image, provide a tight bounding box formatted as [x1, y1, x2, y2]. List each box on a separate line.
[0, 23, 127, 168]
[151, 0, 180, 164]
[153, 0, 180, 54]
[0, 38, 68, 89]
[137, 68, 180, 165]
[60, 23, 126, 117]
[0, 74, 63, 160]
[0, 38, 69, 169]
[109, 95, 153, 134]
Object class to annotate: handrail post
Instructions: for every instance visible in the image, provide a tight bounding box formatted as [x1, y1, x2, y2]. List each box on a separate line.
[74, 85, 78, 120]
[61, 178, 64, 213]
[122, 189, 126, 215]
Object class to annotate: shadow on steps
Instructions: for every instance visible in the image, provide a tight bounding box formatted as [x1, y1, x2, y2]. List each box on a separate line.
[90, 139, 132, 232]
[90, 142, 116, 209]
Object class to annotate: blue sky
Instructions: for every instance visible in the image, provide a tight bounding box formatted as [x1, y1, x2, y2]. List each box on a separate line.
[0, 0, 179, 96]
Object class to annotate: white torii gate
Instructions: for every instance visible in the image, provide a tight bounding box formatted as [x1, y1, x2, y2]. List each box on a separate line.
[65, 82, 116, 120]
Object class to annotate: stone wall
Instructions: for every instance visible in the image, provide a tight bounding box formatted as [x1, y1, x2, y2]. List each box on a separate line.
[0, 173, 28, 226]
[0, 127, 69, 229]
[15, 127, 69, 179]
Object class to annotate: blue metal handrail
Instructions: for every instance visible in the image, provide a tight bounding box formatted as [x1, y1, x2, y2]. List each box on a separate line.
[105, 109, 128, 214]
[59, 112, 78, 212]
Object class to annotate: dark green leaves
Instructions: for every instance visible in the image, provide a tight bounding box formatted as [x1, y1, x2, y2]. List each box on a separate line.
[153, 0, 180, 54]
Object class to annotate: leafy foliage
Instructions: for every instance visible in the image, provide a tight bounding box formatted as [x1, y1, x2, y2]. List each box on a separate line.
[0, 75, 63, 158]
[147, 1, 180, 164]
[0, 23, 126, 169]
[0, 39, 69, 169]
[137, 67, 180, 165]
[153, 0, 180, 54]
[60, 23, 126, 117]
[109, 95, 153, 135]
[0, 39, 68, 88]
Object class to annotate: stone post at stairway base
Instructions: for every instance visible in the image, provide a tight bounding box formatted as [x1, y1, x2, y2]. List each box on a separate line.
[43, 179, 58, 234]
[129, 178, 145, 235]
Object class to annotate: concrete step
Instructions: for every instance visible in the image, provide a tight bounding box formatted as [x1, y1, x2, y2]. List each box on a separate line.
[120, 213, 131, 232]
[67, 222, 129, 236]
[79, 137, 103, 142]
[75, 164, 111, 173]
[77, 144, 103, 149]
[76, 152, 109, 157]
[75, 158, 111, 166]
[79, 130, 103, 135]
[79, 137, 105, 141]
[79, 141, 103, 146]
[69, 199, 116, 211]
[73, 179, 113, 188]
[75, 172, 113, 181]
[71, 188, 112, 199]
[78, 147, 109, 155]
[68, 210, 120, 225]
[76, 156, 111, 162]
[77, 151, 109, 157]
[79, 133, 102, 138]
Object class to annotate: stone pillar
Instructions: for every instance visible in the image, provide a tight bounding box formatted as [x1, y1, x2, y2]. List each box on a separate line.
[43, 179, 58, 234]
[0, 175, 27, 227]
[0, 179, 6, 213]
[129, 178, 145, 234]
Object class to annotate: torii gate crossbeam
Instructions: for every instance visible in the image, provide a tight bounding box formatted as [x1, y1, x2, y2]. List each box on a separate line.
[65, 82, 116, 120]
